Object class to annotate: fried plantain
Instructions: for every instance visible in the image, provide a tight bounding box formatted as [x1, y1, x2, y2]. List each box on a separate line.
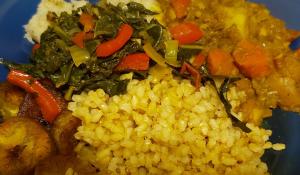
[34, 154, 99, 175]
[51, 110, 81, 154]
[0, 117, 54, 175]
[0, 82, 25, 120]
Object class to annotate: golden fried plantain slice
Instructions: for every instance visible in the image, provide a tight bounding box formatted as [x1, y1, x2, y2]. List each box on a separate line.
[51, 110, 81, 154]
[0, 83, 25, 120]
[34, 154, 99, 175]
[0, 117, 54, 175]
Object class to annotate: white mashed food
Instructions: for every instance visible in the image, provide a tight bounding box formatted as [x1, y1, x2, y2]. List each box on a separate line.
[24, 0, 87, 42]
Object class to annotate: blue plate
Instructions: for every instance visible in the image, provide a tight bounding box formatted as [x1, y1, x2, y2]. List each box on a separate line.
[0, 1, 300, 174]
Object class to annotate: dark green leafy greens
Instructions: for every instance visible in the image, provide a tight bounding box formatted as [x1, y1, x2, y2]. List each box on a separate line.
[197, 65, 250, 133]
[177, 46, 202, 63]
[219, 77, 251, 133]
[172, 63, 250, 132]
[127, 2, 159, 15]
[2, 2, 164, 97]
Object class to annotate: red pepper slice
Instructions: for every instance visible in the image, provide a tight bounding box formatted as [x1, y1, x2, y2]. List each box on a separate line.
[7, 70, 61, 123]
[96, 24, 133, 57]
[72, 31, 95, 48]
[72, 31, 85, 48]
[170, 22, 204, 45]
[192, 53, 206, 69]
[180, 62, 201, 89]
[115, 53, 150, 71]
[79, 13, 95, 32]
[32, 43, 41, 54]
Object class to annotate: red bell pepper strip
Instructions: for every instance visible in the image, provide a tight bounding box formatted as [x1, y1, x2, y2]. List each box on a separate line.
[170, 0, 191, 19]
[96, 24, 134, 57]
[192, 53, 206, 69]
[32, 43, 41, 54]
[7, 70, 61, 123]
[79, 13, 95, 32]
[115, 53, 150, 71]
[180, 62, 201, 89]
[72, 31, 85, 48]
[72, 31, 95, 48]
[170, 22, 204, 45]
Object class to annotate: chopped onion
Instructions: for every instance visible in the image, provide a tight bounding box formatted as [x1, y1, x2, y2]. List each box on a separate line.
[69, 45, 90, 67]
[143, 42, 167, 67]
[165, 40, 181, 67]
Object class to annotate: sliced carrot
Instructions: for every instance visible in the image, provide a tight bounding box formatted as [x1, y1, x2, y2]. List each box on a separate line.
[207, 48, 239, 76]
[180, 62, 201, 89]
[170, 0, 191, 19]
[32, 43, 41, 54]
[79, 13, 95, 32]
[192, 53, 206, 69]
[72, 31, 85, 48]
[233, 40, 272, 78]
[96, 24, 133, 57]
[170, 22, 204, 45]
[115, 53, 150, 71]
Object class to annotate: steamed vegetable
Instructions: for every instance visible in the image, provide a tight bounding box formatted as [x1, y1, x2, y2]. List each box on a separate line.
[233, 40, 272, 78]
[192, 53, 205, 69]
[71, 31, 85, 48]
[165, 40, 181, 67]
[96, 24, 134, 57]
[219, 78, 251, 133]
[143, 42, 167, 67]
[180, 62, 201, 89]
[1, 2, 207, 97]
[207, 48, 239, 76]
[79, 13, 95, 32]
[0, 2, 165, 97]
[69, 46, 90, 67]
[7, 70, 61, 123]
[115, 53, 150, 71]
[170, 22, 204, 45]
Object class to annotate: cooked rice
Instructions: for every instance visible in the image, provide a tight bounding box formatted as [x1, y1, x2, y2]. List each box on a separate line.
[68, 66, 283, 175]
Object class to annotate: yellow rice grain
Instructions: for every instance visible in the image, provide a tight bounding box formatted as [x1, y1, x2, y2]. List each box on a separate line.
[69, 66, 284, 175]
